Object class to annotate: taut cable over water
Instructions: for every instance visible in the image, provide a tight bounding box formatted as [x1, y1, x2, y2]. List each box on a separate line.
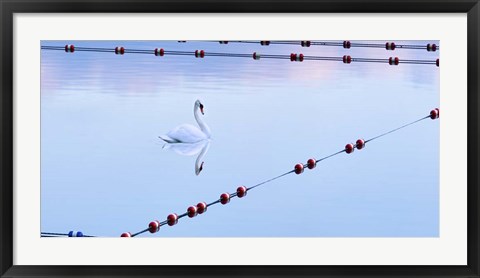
[41, 44, 439, 66]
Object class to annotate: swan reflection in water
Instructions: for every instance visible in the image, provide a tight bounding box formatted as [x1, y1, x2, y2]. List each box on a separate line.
[159, 99, 211, 175]
[162, 140, 210, 175]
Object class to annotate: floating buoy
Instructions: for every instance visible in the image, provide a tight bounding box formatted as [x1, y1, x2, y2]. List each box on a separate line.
[356, 139, 365, 150]
[64, 45, 75, 53]
[385, 42, 396, 50]
[294, 163, 304, 174]
[307, 158, 316, 169]
[148, 220, 160, 233]
[196, 202, 208, 214]
[289, 53, 304, 62]
[343, 55, 352, 64]
[290, 53, 296, 62]
[219, 41, 229, 44]
[236, 186, 247, 198]
[187, 206, 198, 218]
[154, 48, 164, 56]
[252, 52, 260, 60]
[195, 50, 205, 58]
[345, 143, 355, 154]
[178, 41, 187, 43]
[220, 193, 230, 205]
[167, 213, 178, 226]
[120, 232, 132, 237]
[389, 57, 399, 65]
[436, 59, 439, 67]
[301, 41, 311, 47]
[430, 109, 439, 119]
[68, 231, 83, 237]
[343, 41, 351, 49]
[260, 41, 270, 46]
[427, 43, 437, 52]
[115, 46, 125, 55]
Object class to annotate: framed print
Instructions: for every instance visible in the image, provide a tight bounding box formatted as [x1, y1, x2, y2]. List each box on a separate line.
[1, 0, 479, 278]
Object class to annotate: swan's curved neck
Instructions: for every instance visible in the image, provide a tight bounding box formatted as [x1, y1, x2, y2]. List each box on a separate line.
[194, 105, 211, 138]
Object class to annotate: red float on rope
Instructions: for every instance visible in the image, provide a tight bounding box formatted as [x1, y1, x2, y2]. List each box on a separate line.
[385, 42, 396, 50]
[196, 202, 208, 214]
[115, 47, 125, 55]
[389, 57, 399, 65]
[187, 206, 198, 218]
[64, 44, 75, 53]
[236, 186, 248, 198]
[120, 232, 132, 237]
[294, 163, 304, 174]
[356, 139, 365, 150]
[301, 41, 311, 47]
[195, 50, 205, 58]
[290, 53, 296, 62]
[167, 213, 179, 226]
[148, 220, 161, 233]
[430, 109, 439, 119]
[427, 43, 437, 52]
[436, 59, 439, 67]
[220, 193, 230, 205]
[260, 41, 271, 46]
[307, 158, 316, 169]
[343, 55, 352, 64]
[343, 41, 351, 49]
[154, 48, 164, 56]
[289, 53, 304, 62]
[219, 41, 229, 44]
[252, 52, 260, 60]
[345, 143, 355, 154]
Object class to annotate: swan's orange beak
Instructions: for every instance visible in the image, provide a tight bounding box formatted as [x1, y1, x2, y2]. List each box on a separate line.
[200, 104, 204, 115]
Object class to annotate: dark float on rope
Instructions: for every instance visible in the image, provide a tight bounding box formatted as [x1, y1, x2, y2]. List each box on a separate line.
[64, 44, 75, 53]
[115, 46, 125, 55]
[167, 213, 179, 226]
[149, 220, 161, 233]
[220, 193, 231, 205]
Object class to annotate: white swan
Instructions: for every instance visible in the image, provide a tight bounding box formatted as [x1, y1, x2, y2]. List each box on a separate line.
[159, 100, 211, 143]
[162, 140, 210, 175]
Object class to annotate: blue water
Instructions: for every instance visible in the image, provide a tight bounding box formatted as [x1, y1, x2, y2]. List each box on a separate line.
[41, 40, 439, 237]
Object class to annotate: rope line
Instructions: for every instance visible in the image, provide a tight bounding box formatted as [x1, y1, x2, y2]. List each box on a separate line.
[204, 40, 440, 51]
[41, 232, 69, 236]
[365, 116, 431, 143]
[41, 232, 96, 237]
[248, 170, 295, 190]
[131, 228, 149, 237]
[41, 45, 439, 66]
[41, 109, 439, 237]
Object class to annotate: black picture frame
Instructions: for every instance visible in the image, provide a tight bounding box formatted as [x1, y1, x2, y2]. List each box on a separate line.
[1, 0, 479, 277]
